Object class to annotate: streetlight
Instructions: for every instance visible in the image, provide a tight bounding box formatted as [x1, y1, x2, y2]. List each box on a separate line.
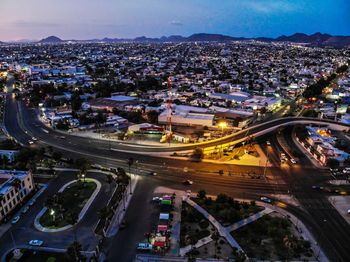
[218, 122, 227, 158]
[82, 173, 85, 182]
[218, 121, 227, 134]
[50, 209, 55, 222]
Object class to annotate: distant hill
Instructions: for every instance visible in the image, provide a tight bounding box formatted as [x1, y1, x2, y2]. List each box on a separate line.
[39, 36, 63, 43]
[19, 32, 350, 47]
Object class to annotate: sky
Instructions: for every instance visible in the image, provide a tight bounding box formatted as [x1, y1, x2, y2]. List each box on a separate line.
[0, 0, 349, 41]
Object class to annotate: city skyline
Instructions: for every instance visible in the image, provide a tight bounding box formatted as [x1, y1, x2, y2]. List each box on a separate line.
[1, 0, 350, 41]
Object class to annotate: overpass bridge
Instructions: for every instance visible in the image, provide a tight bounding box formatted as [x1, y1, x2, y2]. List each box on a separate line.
[111, 117, 350, 153]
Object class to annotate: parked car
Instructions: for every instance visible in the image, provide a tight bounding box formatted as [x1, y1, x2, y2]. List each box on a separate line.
[28, 200, 35, 206]
[152, 197, 162, 202]
[290, 158, 297, 164]
[266, 140, 271, 145]
[260, 196, 273, 203]
[32, 137, 37, 141]
[137, 242, 153, 251]
[21, 206, 29, 214]
[29, 240, 44, 246]
[149, 172, 157, 176]
[11, 216, 20, 224]
[343, 168, 350, 174]
[28, 140, 34, 145]
[312, 185, 324, 191]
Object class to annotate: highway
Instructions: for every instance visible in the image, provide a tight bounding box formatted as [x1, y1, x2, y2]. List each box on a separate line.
[3, 91, 350, 261]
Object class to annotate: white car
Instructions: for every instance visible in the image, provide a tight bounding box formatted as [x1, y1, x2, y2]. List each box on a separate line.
[290, 158, 297, 164]
[260, 196, 273, 203]
[29, 240, 44, 246]
[21, 206, 29, 214]
[11, 216, 20, 224]
[28, 140, 34, 145]
[152, 197, 162, 202]
[266, 140, 271, 145]
[32, 137, 38, 141]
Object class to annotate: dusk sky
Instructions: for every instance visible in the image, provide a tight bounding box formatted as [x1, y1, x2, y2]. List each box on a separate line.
[1, 0, 349, 41]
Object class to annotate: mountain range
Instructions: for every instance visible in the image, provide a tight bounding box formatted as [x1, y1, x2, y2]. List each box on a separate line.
[9, 33, 350, 47]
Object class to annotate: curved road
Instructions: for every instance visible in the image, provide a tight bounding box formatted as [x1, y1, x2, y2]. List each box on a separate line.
[4, 94, 350, 261]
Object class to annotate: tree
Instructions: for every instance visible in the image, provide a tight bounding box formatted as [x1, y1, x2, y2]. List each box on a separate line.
[197, 190, 206, 199]
[65, 241, 85, 262]
[71, 91, 82, 111]
[75, 158, 90, 175]
[191, 148, 204, 162]
[327, 158, 339, 168]
[52, 151, 63, 162]
[106, 174, 114, 191]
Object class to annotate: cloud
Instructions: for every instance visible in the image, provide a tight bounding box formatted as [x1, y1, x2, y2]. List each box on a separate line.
[10, 20, 60, 28]
[245, 0, 298, 14]
[170, 20, 183, 26]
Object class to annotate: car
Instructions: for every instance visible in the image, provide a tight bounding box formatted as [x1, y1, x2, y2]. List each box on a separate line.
[28, 140, 34, 145]
[290, 158, 297, 164]
[348, 209, 350, 214]
[32, 137, 37, 141]
[312, 185, 323, 190]
[149, 172, 157, 176]
[137, 242, 153, 251]
[152, 197, 162, 202]
[11, 216, 20, 224]
[260, 196, 273, 203]
[183, 180, 193, 185]
[60, 136, 66, 139]
[266, 140, 271, 145]
[343, 168, 350, 174]
[28, 200, 35, 206]
[21, 206, 29, 214]
[29, 240, 44, 246]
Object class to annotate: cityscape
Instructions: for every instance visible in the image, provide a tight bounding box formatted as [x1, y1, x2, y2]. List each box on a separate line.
[1, 1, 350, 262]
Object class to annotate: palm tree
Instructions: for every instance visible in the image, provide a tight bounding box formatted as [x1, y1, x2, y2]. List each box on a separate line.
[66, 212, 79, 243]
[106, 174, 114, 192]
[65, 241, 84, 262]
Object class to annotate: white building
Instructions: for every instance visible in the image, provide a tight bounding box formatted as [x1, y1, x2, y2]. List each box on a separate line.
[0, 170, 34, 222]
[158, 111, 214, 127]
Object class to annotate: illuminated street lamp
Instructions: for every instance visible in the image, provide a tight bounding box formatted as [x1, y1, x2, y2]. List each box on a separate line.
[218, 121, 227, 134]
[50, 209, 55, 222]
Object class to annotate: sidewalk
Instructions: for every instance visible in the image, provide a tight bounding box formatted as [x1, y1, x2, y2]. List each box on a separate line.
[185, 198, 243, 252]
[225, 207, 274, 232]
[105, 175, 139, 237]
[168, 195, 182, 256]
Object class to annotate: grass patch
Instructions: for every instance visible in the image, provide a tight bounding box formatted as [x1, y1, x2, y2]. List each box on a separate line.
[194, 193, 263, 225]
[232, 215, 312, 260]
[40, 180, 96, 228]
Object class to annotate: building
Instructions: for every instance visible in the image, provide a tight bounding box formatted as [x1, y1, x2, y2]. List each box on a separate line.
[158, 111, 214, 127]
[0, 170, 34, 222]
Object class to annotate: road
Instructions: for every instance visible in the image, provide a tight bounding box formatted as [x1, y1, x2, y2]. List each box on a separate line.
[2, 89, 350, 261]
